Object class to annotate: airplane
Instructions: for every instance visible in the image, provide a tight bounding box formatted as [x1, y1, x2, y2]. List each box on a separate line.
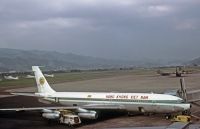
[44, 74, 54, 78]
[0, 66, 192, 124]
[25, 75, 35, 79]
[4, 75, 19, 80]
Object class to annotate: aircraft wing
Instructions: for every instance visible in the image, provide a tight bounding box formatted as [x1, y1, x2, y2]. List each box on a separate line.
[187, 90, 200, 103]
[0, 104, 125, 112]
[188, 99, 200, 103]
[0, 106, 78, 111]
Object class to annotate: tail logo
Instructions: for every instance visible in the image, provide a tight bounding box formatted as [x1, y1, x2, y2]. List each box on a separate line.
[39, 77, 45, 85]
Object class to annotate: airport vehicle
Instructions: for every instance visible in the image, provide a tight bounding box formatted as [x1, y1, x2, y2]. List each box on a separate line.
[171, 115, 191, 123]
[0, 66, 192, 124]
[41, 109, 81, 125]
[59, 114, 81, 126]
[58, 109, 81, 125]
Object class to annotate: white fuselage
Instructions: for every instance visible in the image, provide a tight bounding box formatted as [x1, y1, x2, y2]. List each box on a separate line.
[32, 66, 191, 114]
[42, 92, 191, 113]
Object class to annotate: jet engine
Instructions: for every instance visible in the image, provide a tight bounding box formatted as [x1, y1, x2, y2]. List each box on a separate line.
[42, 109, 60, 119]
[42, 112, 60, 119]
[76, 108, 98, 119]
[78, 111, 98, 119]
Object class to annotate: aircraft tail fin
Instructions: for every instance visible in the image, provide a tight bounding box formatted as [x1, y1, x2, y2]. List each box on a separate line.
[32, 66, 55, 94]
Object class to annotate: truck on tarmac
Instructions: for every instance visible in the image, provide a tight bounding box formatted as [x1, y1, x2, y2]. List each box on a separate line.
[171, 115, 191, 123]
[59, 114, 81, 126]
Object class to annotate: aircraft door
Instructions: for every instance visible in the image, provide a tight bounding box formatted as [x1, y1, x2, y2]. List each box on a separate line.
[151, 100, 158, 112]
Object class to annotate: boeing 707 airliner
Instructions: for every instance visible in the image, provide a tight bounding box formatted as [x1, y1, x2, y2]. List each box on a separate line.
[0, 66, 191, 122]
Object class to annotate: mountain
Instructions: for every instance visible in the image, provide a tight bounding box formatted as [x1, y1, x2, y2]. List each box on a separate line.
[0, 48, 136, 72]
[0, 48, 187, 72]
[187, 57, 200, 66]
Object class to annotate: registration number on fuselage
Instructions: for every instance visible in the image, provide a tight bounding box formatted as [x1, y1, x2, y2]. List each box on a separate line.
[105, 95, 148, 100]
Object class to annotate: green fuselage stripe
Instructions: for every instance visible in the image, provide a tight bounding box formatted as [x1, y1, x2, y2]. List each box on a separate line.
[46, 97, 183, 104]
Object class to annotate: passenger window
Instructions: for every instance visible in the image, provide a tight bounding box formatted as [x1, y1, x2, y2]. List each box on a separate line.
[73, 104, 77, 106]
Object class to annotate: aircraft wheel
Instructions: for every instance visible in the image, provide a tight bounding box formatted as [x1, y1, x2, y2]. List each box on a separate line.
[127, 112, 134, 116]
[165, 114, 171, 119]
[182, 110, 191, 115]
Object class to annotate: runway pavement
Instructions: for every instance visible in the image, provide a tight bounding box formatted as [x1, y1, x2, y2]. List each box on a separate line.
[7, 73, 200, 93]
[1, 73, 200, 129]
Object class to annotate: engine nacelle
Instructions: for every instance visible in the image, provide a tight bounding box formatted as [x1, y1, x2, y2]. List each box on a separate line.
[42, 113, 60, 119]
[42, 109, 53, 113]
[42, 109, 60, 114]
[78, 111, 98, 119]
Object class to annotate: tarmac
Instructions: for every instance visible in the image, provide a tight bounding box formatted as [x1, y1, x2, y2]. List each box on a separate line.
[1, 73, 200, 129]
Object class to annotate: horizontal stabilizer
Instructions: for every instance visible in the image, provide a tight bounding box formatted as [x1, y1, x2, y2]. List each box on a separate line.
[11, 92, 46, 97]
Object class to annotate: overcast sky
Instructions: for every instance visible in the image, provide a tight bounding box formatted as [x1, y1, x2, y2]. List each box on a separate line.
[0, 0, 200, 61]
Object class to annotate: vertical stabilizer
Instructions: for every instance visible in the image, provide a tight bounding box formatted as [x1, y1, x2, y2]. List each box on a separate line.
[32, 66, 55, 94]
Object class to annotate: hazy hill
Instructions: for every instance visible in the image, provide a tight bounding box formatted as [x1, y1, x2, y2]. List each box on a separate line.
[0, 48, 135, 72]
[0, 48, 187, 72]
[188, 57, 200, 66]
